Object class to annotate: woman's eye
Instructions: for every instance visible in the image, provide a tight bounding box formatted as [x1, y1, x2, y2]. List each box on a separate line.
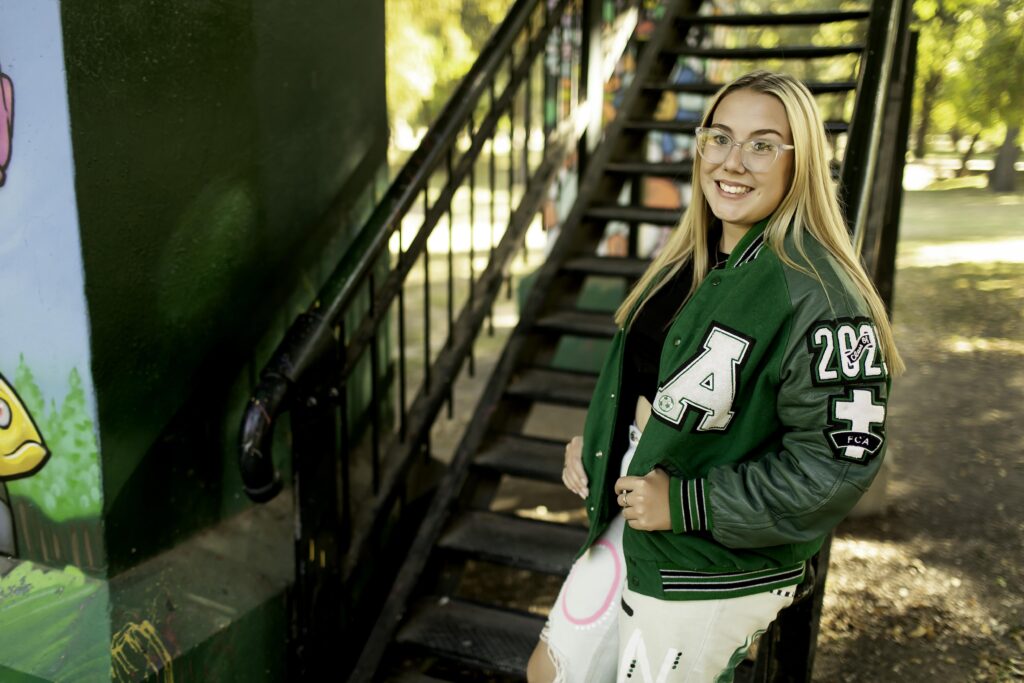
[751, 140, 777, 154]
[0, 399, 10, 429]
[711, 134, 732, 146]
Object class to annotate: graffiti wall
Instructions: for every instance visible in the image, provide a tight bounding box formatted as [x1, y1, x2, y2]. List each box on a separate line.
[0, 2, 112, 680]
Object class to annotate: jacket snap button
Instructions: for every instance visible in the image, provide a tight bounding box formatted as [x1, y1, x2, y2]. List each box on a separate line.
[711, 277, 721, 286]
[673, 338, 681, 347]
[589, 506, 594, 512]
[610, 392, 615, 399]
[595, 451, 603, 458]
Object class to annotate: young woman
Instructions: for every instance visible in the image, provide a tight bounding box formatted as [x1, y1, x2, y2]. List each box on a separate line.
[527, 70, 903, 683]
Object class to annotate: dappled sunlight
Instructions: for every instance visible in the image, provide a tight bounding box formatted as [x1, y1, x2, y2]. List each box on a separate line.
[824, 536, 1014, 645]
[897, 238, 1024, 268]
[940, 335, 1024, 355]
[514, 504, 588, 526]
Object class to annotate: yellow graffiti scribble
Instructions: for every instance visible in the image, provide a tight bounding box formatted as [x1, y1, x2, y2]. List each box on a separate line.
[111, 619, 174, 683]
[0, 374, 49, 479]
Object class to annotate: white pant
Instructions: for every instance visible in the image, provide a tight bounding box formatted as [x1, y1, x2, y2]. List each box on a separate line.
[540, 426, 793, 683]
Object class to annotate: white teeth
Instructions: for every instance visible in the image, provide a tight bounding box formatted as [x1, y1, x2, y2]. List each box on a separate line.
[719, 182, 752, 195]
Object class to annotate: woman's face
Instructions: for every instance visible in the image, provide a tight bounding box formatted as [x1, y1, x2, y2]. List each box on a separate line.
[698, 89, 794, 236]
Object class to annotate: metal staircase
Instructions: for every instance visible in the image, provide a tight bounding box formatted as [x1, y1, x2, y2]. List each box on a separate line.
[342, 3, 916, 682]
[238, 1, 917, 681]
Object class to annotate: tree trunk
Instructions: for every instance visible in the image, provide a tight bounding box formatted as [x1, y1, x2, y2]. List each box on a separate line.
[956, 132, 980, 178]
[950, 126, 962, 152]
[913, 72, 942, 159]
[989, 125, 1021, 192]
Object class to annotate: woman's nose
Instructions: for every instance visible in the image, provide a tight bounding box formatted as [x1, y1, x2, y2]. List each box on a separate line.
[722, 143, 746, 173]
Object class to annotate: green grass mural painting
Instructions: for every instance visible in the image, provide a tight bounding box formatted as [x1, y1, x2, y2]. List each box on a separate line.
[0, 561, 110, 682]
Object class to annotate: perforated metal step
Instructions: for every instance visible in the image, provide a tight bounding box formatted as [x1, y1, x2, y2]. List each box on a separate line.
[605, 160, 693, 178]
[677, 10, 870, 25]
[535, 309, 617, 338]
[663, 44, 863, 59]
[647, 80, 857, 94]
[586, 205, 683, 226]
[505, 367, 597, 407]
[561, 255, 650, 279]
[438, 511, 586, 575]
[474, 433, 566, 484]
[396, 598, 543, 677]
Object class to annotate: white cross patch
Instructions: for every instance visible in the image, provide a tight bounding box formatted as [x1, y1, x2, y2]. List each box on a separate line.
[828, 388, 886, 462]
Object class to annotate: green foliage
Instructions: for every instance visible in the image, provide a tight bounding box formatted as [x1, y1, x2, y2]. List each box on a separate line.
[7, 362, 103, 522]
[12, 357, 46, 421]
[913, 0, 1024, 151]
[386, 0, 515, 131]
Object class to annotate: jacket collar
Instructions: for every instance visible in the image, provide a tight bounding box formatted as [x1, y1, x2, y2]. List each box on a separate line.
[724, 216, 770, 269]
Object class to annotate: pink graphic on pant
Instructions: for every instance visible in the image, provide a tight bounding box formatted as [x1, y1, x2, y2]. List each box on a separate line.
[560, 537, 623, 627]
[0, 67, 12, 186]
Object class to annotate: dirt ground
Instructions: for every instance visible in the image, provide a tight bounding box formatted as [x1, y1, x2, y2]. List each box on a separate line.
[811, 188, 1024, 682]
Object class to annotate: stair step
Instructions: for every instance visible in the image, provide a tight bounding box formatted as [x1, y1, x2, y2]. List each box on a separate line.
[439, 511, 587, 575]
[475, 433, 566, 484]
[535, 309, 617, 338]
[586, 205, 682, 226]
[561, 255, 650, 279]
[505, 367, 597, 407]
[623, 119, 849, 136]
[647, 80, 857, 95]
[605, 160, 693, 178]
[663, 44, 863, 59]
[397, 598, 543, 677]
[677, 10, 870, 26]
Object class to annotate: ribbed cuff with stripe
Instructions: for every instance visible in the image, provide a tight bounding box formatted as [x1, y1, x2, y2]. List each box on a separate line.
[669, 477, 712, 534]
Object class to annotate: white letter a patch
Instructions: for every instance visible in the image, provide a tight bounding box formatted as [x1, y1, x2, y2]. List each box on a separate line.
[653, 324, 752, 432]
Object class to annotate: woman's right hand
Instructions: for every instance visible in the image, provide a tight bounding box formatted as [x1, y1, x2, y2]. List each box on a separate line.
[561, 435, 588, 499]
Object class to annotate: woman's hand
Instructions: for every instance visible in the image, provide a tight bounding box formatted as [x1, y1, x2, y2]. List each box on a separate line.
[561, 436, 588, 499]
[614, 470, 671, 531]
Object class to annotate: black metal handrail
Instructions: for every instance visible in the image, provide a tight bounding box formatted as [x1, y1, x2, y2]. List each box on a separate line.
[239, 0, 567, 503]
[237, 0, 594, 676]
[840, 0, 906, 248]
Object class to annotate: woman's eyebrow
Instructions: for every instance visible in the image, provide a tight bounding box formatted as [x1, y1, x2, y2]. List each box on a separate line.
[708, 123, 785, 138]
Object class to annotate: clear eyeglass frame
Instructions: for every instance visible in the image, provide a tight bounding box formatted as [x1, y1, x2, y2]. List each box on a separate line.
[694, 126, 795, 173]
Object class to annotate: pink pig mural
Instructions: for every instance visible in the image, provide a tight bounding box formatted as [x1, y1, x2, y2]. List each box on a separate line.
[0, 66, 11, 186]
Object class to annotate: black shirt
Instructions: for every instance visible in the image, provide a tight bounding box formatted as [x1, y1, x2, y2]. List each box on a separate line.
[611, 232, 729, 463]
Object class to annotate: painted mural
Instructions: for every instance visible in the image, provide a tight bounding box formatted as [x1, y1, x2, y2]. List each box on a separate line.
[0, 2, 104, 569]
[0, 2, 113, 681]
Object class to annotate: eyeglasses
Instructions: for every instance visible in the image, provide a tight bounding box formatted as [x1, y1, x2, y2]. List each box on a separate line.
[694, 127, 794, 173]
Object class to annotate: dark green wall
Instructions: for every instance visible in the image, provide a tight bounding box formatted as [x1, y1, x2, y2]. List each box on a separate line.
[61, 0, 388, 574]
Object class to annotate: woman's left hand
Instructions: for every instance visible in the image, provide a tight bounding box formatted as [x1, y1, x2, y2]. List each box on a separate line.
[614, 470, 671, 531]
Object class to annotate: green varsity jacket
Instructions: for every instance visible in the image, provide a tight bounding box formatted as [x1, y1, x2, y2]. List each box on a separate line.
[579, 218, 892, 601]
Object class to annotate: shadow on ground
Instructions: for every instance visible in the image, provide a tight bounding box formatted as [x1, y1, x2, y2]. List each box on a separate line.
[813, 259, 1024, 682]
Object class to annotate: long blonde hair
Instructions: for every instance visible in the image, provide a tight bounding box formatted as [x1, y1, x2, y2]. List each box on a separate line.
[614, 71, 904, 376]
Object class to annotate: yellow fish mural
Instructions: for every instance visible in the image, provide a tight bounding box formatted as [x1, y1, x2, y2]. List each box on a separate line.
[0, 374, 49, 479]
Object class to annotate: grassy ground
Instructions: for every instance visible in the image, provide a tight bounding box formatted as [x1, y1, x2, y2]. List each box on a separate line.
[813, 186, 1024, 682]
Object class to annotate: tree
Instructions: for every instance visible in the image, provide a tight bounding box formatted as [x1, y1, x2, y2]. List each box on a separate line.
[967, 0, 1024, 191]
[386, 0, 515, 133]
[911, 0, 973, 159]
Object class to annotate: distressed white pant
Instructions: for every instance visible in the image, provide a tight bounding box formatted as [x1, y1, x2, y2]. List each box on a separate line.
[616, 586, 792, 683]
[540, 425, 793, 683]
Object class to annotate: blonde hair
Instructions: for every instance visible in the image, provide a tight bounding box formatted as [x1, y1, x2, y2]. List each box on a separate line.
[615, 71, 904, 375]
